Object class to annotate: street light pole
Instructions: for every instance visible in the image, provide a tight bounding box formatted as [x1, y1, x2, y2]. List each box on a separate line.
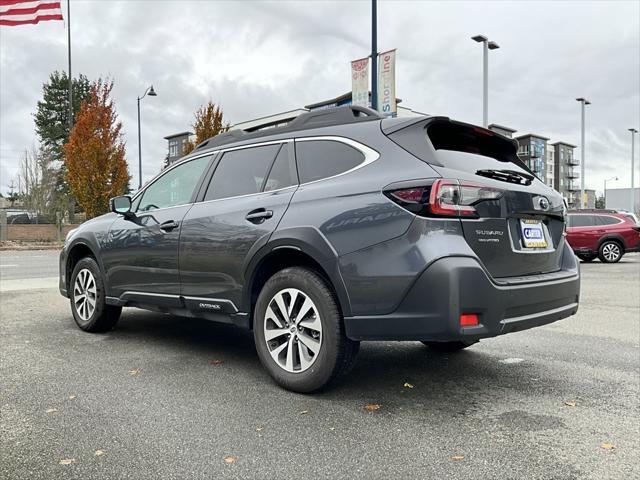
[472, 35, 499, 128]
[371, 0, 378, 111]
[136, 85, 157, 190]
[630, 128, 638, 213]
[604, 176, 617, 208]
[576, 97, 591, 209]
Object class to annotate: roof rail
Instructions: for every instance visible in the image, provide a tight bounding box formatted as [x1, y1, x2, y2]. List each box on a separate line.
[194, 105, 384, 151]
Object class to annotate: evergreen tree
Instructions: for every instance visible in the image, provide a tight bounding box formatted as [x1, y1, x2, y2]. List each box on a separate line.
[34, 71, 91, 162]
[33, 71, 92, 207]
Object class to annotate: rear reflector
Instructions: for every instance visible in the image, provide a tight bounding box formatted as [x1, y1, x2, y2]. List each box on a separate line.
[459, 313, 479, 327]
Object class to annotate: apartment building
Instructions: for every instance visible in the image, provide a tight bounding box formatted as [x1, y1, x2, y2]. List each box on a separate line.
[488, 123, 517, 139]
[545, 144, 555, 189]
[515, 134, 550, 184]
[551, 141, 579, 208]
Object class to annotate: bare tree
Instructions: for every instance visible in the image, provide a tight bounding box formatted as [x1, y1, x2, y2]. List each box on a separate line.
[18, 146, 57, 221]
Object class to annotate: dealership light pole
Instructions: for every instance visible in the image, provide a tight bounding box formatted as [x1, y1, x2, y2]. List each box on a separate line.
[604, 176, 617, 208]
[630, 128, 638, 213]
[371, 0, 378, 111]
[576, 97, 590, 209]
[472, 35, 499, 128]
[137, 85, 157, 190]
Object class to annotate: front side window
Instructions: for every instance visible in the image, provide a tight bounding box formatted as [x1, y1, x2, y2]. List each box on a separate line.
[137, 155, 211, 212]
[204, 144, 280, 201]
[295, 140, 365, 183]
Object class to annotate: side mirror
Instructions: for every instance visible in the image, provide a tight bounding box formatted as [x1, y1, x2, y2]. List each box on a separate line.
[110, 196, 133, 217]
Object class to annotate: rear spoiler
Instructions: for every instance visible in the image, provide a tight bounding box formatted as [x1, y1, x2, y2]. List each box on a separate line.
[381, 116, 528, 172]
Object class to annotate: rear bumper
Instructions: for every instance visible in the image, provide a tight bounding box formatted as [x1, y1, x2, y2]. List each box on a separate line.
[344, 255, 580, 341]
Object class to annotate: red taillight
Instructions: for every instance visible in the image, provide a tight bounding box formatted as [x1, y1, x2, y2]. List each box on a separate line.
[386, 179, 503, 217]
[429, 179, 503, 217]
[390, 187, 426, 204]
[459, 313, 480, 327]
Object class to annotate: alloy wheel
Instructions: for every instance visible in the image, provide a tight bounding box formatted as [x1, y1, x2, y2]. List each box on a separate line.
[73, 268, 97, 322]
[263, 288, 322, 373]
[602, 243, 621, 262]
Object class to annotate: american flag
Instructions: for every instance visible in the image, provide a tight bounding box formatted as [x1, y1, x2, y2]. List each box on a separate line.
[0, 0, 63, 26]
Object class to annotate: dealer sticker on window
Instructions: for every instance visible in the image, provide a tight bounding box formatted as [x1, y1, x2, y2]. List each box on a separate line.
[520, 219, 548, 248]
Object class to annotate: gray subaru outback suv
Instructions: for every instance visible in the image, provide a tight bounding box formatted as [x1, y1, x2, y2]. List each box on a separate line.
[59, 106, 580, 392]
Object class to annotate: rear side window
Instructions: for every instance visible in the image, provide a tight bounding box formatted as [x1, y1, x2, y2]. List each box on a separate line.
[295, 140, 365, 183]
[263, 143, 297, 192]
[569, 215, 597, 227]
[204, 144, 279, 201]
[596, 215, 621, 226]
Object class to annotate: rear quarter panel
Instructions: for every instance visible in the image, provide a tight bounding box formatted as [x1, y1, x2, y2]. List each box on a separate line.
[278, 122, 439, 256]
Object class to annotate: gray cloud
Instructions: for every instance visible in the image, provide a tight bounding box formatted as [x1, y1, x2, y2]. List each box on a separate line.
[1, 0, 638, 196]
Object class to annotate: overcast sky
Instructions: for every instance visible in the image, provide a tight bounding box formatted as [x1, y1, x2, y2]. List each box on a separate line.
[1, 0, 639, 196]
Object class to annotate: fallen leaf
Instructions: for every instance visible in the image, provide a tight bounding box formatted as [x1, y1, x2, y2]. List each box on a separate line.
[499, 357, 524, 364]
[600, 443, 615, 450]
[564, 400, 577, 407]
[404, 382, 414, 389]
[223, 455, 237, 464]
[68, 395, 76, 400]
[256, 425, 263, 432]
[363, 403, 382, 412]
[128, 369, 140, 376]
[45, 408, 58, 414]
[211, 359, 224, 366]
[299, 410, 309, 415]
[94, 449, 106, 457]
[451, 455, 465, 461]
[59, 458, 75, 465]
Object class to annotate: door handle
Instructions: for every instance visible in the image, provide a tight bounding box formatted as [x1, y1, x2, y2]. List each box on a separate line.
[245, 209, 273, 224]
[159, 220, 180, 232]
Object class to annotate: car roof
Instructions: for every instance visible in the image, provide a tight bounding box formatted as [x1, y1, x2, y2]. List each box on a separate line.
[192, 105, 385, 153]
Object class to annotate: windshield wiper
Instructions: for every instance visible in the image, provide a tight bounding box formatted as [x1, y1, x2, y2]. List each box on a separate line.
[476, 169, 535, 186]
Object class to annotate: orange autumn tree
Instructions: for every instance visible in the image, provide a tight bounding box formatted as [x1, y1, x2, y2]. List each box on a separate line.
[64, 79, 129, 218]
[182, 100, 229, 155]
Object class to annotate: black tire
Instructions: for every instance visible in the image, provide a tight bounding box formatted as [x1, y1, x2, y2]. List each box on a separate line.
[598, 240, 623, 263]
[577, 254, 597, 263]
[69, 257, 121, 332]
[253, 267, 359, 393]
[422, 341, 477, 353]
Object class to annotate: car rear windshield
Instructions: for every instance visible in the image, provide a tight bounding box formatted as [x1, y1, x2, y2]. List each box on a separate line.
[427, 121, 518, 163]
[385, 118, 529, 173]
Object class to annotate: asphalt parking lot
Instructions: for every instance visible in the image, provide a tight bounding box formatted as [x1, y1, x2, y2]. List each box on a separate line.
[1, 250, 639, 480]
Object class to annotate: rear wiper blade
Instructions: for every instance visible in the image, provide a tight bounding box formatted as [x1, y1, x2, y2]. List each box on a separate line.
[476, 169, 535, 186]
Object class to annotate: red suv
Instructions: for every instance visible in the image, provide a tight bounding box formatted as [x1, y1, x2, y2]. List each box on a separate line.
[566, 210, 640, 263]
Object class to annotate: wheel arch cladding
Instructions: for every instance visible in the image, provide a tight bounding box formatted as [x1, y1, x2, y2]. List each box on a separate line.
[66, 241, 103, 292]
[243, 228, 352, 323]
[598, 234, 625, 249]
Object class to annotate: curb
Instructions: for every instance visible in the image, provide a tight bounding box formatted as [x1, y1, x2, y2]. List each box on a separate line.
[0, 244, 63, 251]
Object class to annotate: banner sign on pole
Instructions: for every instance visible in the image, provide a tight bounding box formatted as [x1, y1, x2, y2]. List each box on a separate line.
[351, 57, 370, 107]
[377, 49, 396, 117]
